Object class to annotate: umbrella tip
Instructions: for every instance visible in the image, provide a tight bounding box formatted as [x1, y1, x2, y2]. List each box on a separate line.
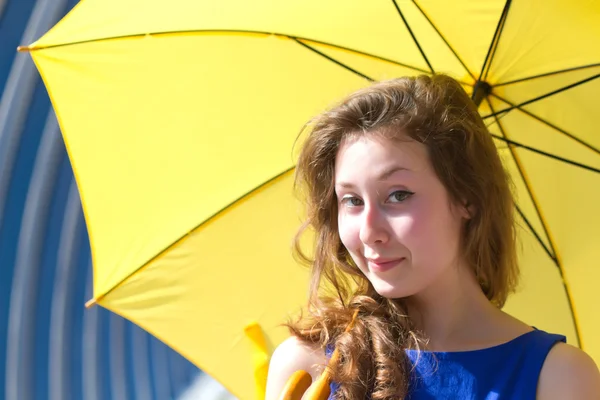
[85, 298, 98, 309]
[17, 45, 30, 52]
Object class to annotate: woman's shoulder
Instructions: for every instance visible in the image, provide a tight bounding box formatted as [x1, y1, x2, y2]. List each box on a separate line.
[265, 336, 327, 400]
[537, 342, 600, 399]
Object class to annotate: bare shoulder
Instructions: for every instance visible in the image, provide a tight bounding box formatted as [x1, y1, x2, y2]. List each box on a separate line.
[265, 336, 327, 400]
[537, 342, 600, 399]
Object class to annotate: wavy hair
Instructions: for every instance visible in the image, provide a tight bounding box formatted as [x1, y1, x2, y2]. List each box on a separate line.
[287, 74, 518, 399]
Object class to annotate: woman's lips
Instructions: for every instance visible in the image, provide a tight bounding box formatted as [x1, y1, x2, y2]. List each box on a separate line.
[366, 258, 405, 272]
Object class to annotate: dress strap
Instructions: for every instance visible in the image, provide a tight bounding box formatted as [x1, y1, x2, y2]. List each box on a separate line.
[513, 329, 567, 398]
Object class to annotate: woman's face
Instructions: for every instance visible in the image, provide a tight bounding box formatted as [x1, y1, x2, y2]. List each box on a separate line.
[334, 133, 468, 299]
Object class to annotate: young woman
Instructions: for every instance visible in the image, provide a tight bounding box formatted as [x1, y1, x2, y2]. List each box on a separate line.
[265, 74, 600, 399]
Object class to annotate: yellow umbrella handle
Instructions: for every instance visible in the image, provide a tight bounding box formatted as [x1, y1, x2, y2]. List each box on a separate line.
[278, 310, 360, 400]
[276, 352, 335, 400]
[277, 370, 313, 400]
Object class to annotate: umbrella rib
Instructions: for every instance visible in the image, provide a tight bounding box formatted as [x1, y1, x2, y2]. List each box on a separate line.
[410, 0, 475, 80]
[293, 37, 429, 75]
[486, 98, 558, 264]
[486, 98, 583, 347]
[495, 63, 600, 87]
[85, 166, 296, 307]
[514, 206, 555, 262]
[294, 39, 374, 82]
[391, 0, 435, 73]
[490, 133, 600, 174]
[20, 29, 431, 75]
[482, 73, 600, 120]
[490, 92, 600, 156]
[478, 0, 512, 82]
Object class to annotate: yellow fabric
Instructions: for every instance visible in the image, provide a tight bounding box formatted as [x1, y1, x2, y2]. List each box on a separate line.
[26, 0, 600, 398]
[99, 171, 310, 397]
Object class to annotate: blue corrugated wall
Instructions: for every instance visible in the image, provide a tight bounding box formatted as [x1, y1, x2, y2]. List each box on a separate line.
[0, 1, 200, 399]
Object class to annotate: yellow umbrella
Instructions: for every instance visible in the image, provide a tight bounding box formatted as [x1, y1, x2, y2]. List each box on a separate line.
[20, 0, 600, 398]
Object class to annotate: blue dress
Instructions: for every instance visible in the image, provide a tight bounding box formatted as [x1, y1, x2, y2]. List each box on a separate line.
[328, 329, 566, 399]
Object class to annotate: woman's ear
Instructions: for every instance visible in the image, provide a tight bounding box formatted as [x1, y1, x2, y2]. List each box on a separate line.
[460, 201, 475, 219]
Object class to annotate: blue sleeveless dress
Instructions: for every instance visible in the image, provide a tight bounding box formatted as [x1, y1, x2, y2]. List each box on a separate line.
[328, 329, 566, 399]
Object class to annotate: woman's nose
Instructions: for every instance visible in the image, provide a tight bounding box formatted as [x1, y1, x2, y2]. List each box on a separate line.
[359, 204, 390, 245]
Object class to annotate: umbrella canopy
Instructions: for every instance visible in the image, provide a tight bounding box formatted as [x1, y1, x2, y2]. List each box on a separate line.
[22, 0, 600, 398]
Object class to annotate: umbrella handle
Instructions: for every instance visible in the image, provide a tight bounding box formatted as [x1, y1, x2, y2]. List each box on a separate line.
[277, 310, 359, 400]
[277, 370, 313, 400]
[276, 355, 335, 400]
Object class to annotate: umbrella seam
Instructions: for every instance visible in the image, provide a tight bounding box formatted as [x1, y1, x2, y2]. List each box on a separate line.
[391, 0, 435, 74]
[86, 166, 296, 306]
[20, 29, 429, 75]
[486, 97, 583, 349]
[490, 134, 600, 174]
[490, 92, 600, 156]
[514, 206, 554, 261]
[478, 0, 512, 82]
[294, 39, 474, 88]
[410, 0, 475, 81]
[495, 63, 600, 87]
[294, 39, 374, 82]
[482, 73, 600, 121]
[487, 97, 558, 262]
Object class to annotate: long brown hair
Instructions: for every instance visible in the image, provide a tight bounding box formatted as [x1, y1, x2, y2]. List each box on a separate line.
[288, 74, 519, 399]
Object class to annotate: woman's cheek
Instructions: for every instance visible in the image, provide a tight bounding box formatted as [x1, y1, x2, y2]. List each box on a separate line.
[392, 214, 420, 246]
[338, 217, 362, 252]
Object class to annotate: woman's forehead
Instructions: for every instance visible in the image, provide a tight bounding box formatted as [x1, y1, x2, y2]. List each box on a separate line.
[335, 134, 430, 178]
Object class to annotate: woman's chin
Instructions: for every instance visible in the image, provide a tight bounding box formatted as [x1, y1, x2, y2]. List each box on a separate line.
[371, 281, 413, 299]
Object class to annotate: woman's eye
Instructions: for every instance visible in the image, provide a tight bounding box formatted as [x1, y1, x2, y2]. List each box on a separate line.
[341, 196, 363, 207]
[388, 190, 414, 203]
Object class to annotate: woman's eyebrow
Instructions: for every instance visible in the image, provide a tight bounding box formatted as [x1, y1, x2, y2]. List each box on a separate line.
[335, 166, 410, 188]
[376, 165, 410, 181]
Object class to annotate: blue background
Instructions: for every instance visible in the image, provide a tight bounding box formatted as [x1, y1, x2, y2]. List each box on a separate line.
[0, 1, 203, 398]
